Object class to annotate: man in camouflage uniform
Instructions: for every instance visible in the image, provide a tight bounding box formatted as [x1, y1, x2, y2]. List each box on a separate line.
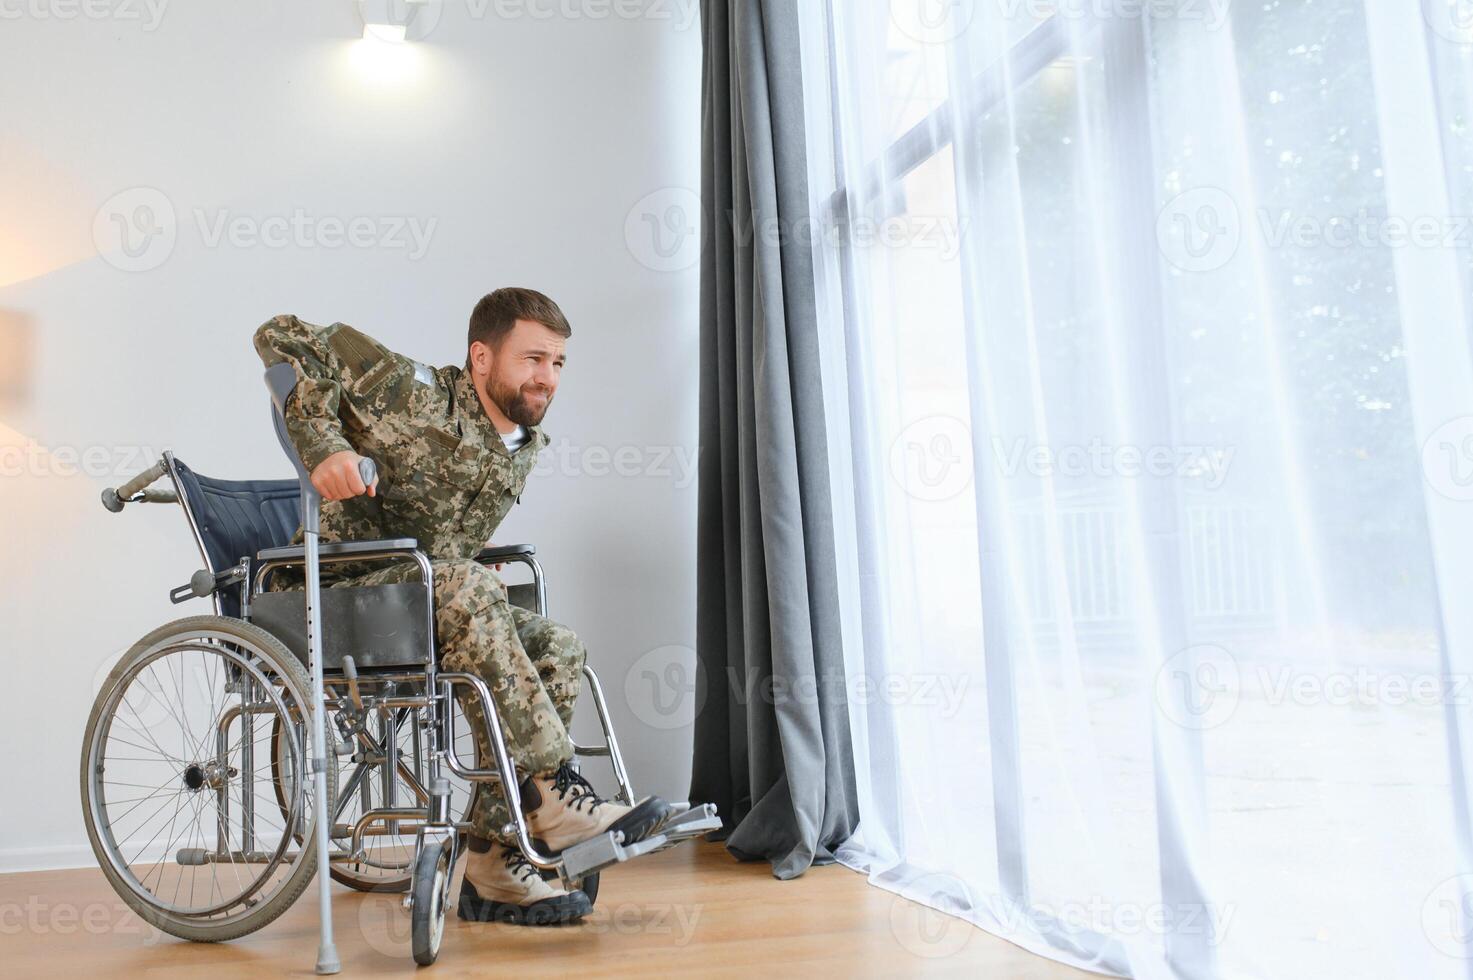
[254, 288, 672, 926]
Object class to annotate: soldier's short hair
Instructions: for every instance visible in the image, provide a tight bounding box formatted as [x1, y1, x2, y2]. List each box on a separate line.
[468, 287, 572, 353]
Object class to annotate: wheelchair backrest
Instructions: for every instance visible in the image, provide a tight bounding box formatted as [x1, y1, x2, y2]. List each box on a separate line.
[171, 457, 301, 616]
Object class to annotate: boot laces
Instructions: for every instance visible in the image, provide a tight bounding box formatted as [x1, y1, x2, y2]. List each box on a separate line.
[500, 845, 539, 884]
[550, 762, 607, 815]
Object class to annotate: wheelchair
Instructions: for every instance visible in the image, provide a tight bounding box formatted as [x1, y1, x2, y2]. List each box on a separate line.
[80, 364, 719, 970]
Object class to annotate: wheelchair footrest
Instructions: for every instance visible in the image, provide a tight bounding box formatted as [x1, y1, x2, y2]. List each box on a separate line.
[658, 802, 722, 837]
[557, 803, 722, 883]
[632, 803, 724, 857]
[558, 830, 637, 882]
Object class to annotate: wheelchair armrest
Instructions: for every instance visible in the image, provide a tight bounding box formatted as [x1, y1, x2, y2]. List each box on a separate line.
[258, 538, 422, 562]
[476, 544, 536, 563]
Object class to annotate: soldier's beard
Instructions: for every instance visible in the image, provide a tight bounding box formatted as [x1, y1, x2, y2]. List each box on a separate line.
[486, 375, 552, 428]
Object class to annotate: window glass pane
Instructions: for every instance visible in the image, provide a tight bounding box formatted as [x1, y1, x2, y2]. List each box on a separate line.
[1150, 5, 1451, 976]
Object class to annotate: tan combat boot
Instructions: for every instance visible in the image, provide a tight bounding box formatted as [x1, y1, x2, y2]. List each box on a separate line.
[457, 838, 592, 926]
[520, 762, 674, 855]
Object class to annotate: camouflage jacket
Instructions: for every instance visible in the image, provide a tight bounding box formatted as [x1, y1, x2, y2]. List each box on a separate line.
[253, 314, 547, 581]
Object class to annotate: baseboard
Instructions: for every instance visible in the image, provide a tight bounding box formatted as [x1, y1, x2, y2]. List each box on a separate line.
[0, 844, 96, 875]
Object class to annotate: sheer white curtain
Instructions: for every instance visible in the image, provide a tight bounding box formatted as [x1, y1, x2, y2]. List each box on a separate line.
[796, 2, 1473, 977]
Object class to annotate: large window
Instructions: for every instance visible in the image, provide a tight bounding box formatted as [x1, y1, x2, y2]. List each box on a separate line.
[801, 4, 1473, 977]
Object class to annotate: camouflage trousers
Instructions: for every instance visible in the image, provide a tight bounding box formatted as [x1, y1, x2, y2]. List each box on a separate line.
[340, 558, 584, 844]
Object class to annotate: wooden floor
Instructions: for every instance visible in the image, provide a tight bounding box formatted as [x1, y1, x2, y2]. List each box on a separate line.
[0, 842, 1095, 978]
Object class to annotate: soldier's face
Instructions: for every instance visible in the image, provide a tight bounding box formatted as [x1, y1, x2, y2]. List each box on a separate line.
[474, 319, 566, 427]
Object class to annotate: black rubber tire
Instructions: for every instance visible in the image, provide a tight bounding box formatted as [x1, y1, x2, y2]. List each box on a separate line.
[411, 839, 452, 966]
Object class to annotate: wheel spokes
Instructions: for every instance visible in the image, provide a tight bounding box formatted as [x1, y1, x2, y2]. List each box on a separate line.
[89, 639, 315, 920]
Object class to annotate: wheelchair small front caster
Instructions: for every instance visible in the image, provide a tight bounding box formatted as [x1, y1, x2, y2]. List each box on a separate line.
[410, 838, 453, 966]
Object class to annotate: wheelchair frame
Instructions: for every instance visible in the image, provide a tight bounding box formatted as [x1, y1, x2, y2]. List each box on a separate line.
[85, 364, 720, 971]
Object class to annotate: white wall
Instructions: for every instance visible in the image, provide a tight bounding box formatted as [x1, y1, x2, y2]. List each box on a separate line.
[0, 0, 703, 871]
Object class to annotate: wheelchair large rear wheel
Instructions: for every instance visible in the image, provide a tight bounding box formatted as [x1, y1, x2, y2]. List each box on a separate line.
[81, 616, 333, 942]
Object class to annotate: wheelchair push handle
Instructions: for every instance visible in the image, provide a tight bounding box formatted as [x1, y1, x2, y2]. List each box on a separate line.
[102, 458, 178, 512]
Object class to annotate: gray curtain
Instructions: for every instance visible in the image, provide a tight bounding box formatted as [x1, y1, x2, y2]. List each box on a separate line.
[690, 0, 858, 880]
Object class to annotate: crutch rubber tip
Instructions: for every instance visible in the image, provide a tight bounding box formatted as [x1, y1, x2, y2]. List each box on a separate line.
[315, 943, 341, 974]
